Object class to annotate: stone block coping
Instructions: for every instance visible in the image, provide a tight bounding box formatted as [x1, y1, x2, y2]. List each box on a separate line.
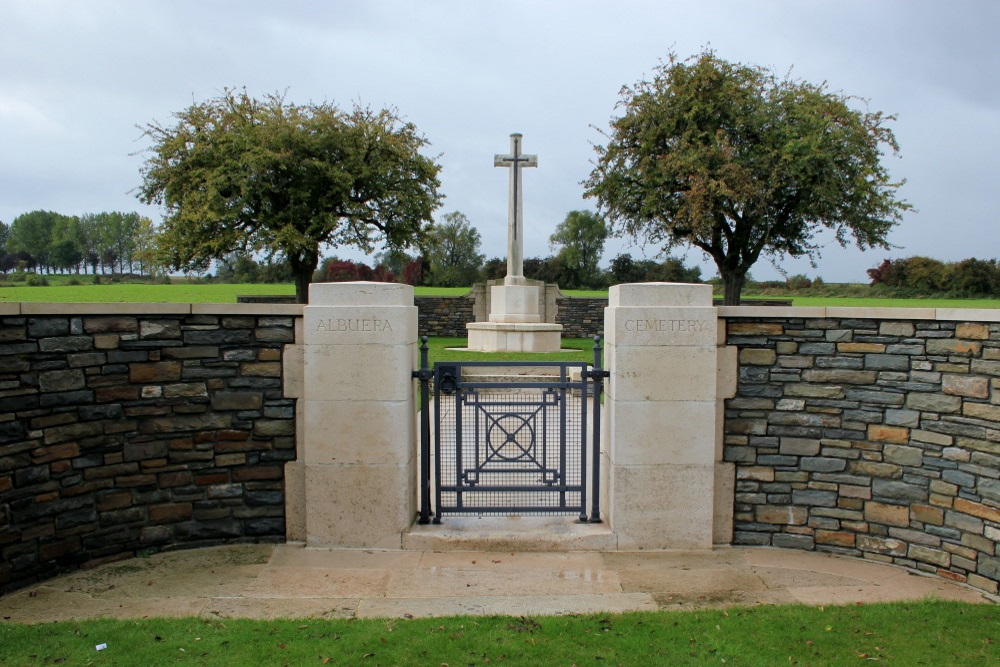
[718, 305, 1000, 322]
[4, 302, 305, 316]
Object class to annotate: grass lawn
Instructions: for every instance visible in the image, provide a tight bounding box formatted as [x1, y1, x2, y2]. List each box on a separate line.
[0, 600, 994, 665]
[3, 280, 1000, 309]
[0, 282, 298, 303]
[422, 337, 598, 364]
[790, 296, 1000, 309]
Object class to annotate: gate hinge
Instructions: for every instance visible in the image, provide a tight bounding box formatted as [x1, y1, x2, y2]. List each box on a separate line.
[583, 369, 610, 380]
[412, 368, 434, 381]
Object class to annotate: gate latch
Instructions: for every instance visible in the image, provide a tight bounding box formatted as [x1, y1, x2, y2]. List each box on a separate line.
[437, 365, 460, 394]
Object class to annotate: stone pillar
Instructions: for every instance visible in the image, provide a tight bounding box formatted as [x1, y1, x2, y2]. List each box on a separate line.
[603, 283, 719, 549]
[301, 282, 417, 548]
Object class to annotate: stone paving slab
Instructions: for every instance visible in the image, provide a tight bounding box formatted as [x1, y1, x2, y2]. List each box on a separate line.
[357, 593, 658, 618]
[0, 543, 994, 624]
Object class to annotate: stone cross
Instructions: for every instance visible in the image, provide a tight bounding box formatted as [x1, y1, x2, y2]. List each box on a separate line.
[494, 133, 537, 281]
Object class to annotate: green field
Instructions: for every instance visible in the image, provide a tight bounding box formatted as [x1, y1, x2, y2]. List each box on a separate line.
[0, 600, 994, 665]
[3, 280, 1000, 308]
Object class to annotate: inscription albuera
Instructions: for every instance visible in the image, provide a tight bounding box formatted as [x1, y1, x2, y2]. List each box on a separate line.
[314, 317, 394, 333]
[624, 319, 710, 333]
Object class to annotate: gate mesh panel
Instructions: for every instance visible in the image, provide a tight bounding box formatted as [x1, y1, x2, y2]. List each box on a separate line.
[436, 383, 585, 516]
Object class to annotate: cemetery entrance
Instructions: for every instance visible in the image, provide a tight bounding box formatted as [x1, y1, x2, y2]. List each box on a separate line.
[414, 339, 607, 524]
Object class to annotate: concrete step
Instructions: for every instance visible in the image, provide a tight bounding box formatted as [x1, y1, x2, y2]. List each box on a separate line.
[403, 516, 617, 552]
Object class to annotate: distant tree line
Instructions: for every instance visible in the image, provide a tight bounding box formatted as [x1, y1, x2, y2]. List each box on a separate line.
[306, 208, 702, 290]
[868, 257, 1000, 297]
[0, 210, 159, 276]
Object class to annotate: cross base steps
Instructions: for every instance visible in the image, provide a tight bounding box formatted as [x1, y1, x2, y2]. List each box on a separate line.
[403, 516, 617, 552]
[467, 322, 563, 352]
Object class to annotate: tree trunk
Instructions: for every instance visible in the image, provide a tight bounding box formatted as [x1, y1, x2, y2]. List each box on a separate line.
[290, 248, 319, 304]
[722, 270, 746, 306]
[293, 268, 310, 304]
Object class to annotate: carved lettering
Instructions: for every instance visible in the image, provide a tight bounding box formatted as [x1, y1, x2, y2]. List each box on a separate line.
[314, 318, 395, 333]
[623, 319, 710, 333]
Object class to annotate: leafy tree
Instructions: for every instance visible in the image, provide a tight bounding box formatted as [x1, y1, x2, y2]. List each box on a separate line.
[548, 210, 608, 289]
[480, 257, 506, 282]
[949, 258, 999, 296]
[9, 210, 60, 272]
[325, 259, 375, 282]
[585, 50, 911, 304]
[0, 221, 9, 254]
[609, 254, 644, 284]
[402, 257, 428, 286]
[423, 211, 485, 287]
[609, 252, 701, 285]
[374, 247, 414, 277]
[133, 216, 160, 276]
[137, 89, 443, 302]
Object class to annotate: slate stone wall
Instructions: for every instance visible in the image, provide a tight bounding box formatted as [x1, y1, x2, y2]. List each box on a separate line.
[0, 308, 299, 594]
[556, 297, 607, 339]
[724, 316, 1000, 595]
[415, 295, 476, 338]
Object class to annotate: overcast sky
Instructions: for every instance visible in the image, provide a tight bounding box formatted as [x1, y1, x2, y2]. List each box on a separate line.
[2, 0, 997, 281]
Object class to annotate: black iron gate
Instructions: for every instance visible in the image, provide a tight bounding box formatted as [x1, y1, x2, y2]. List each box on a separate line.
[414, 338, 607, 524]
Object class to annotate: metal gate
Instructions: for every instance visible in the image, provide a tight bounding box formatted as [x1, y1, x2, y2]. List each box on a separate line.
[414, 338, 607, 524]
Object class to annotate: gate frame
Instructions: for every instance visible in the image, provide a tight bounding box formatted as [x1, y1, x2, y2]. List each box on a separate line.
[414, 337, 607, 525]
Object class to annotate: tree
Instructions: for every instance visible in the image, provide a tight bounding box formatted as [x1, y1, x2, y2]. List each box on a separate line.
[374, 247, 414, 277]
[137, 89, 443, 303]
[0, 221, 9, 255]
[585, 50, 911, 304]
[133, 216, 160, 276]
[423, 211, 485, 287]
[548, 210, 607, 289]
[9, 210, 61, 273]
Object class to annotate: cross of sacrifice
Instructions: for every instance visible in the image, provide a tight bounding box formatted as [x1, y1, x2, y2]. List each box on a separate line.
[494, 133, 537, 281]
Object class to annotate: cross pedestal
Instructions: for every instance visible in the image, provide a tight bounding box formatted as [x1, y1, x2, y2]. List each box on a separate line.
[467, 133, 562, 352]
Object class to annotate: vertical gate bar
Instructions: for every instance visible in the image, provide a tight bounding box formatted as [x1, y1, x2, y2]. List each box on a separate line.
[559, 367, 567, 511]
[579, 361, 588, 522]
[432, 363, 443, 524]
[455, 373, 464, 510]
[590, 336, 604, 522]
[418, 337, 431, 524]
[472, 389, 480, 494]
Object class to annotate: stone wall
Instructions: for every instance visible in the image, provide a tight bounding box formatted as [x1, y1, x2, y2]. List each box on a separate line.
[415, 295, 476, 338]
[0, 303, 302, 594]
[722, 309, 1000, 595]
[556, 297, 607, 339]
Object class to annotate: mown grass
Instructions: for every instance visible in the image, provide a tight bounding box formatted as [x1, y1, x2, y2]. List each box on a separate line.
[4, 280, 1000, 309]
[422, 337, 598, 364]
[0, 282, 298, 303]
[0, 600, 994, 665]
[789, 296, 1000, 308]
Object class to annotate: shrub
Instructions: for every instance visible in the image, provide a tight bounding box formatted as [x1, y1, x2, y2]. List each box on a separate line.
[25, 274, 48, 286]
[402, 258, 427, 286]
[786, 274, 812, 290]
[325, 260, 374, 282]
[901, 256, 947, 292]
[948, 258, 1000, 296]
